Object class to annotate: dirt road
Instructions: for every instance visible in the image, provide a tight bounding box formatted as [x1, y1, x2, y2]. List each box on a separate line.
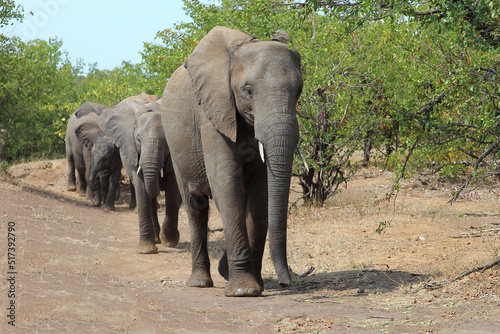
[1, 159, 499, 333]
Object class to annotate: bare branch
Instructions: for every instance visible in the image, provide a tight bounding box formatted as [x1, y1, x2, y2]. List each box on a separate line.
[449, 140, 499, 204]
[414, 9, 442, 16]
[338, 93, 353, 128]
[424, 257, 500, 290]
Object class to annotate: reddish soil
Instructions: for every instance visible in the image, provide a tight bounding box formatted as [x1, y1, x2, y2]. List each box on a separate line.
[1, 159, 499, 333]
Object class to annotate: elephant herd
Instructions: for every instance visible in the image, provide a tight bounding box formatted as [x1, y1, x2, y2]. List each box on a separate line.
[65, 26, 303, 297]
[66, 93, 180, 255]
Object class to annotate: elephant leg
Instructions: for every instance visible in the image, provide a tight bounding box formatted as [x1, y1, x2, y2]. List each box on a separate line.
[134, 179, 158, 254]
[114, 171, 121, 201]
[76, 166, 87, 198]
[218, 251, 229, 281]
[151, 197, 161, 244]
[98, 173, 109, 208]
[210, 178, 261, 297]
[217, 164, 268, 290]
[185, 192, 213, 288]
[245, 164, 268, 290]
[66, 145, 76, 192]
[104, 169, 120, 212]
[202, 136, 261, 297]
[160, 170, 181, 248]
[83, 149, 93, 201]
[129, 182, 137, 209]
[93, 185, 102, 207]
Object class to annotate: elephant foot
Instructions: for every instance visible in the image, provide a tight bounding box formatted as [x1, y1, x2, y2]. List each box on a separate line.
[103, 205, 115, 212]
[67, 185, 77, 192]
[79, 190, 87, 197]
[137, 240, 158, 254]
[187, 270, 213, 288]
[154, 235, 162, 244]
[129, 202, 136, 210]
[160, 229, 180, 248]
[224, 273, 262, 297]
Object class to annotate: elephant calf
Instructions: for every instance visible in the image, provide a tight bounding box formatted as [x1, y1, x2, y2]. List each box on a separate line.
[75, 118, 122, 212]
[66, 101, 111, 199]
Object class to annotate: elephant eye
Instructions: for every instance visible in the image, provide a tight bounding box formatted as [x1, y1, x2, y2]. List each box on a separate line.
[242, 85, 253, 98]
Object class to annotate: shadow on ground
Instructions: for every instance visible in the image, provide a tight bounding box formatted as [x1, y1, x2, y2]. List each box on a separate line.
[265, 269, 426, 297]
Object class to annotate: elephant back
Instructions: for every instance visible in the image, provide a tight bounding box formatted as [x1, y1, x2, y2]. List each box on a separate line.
[74, 101, 108, 118]
[121, 92, 159, 105]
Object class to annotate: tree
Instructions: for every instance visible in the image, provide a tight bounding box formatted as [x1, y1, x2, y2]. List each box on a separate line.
[0, 0, 23, 29]
[298, 0, 500, 203]
[79, 61, 158, 106]
[0, 37, 83, 160]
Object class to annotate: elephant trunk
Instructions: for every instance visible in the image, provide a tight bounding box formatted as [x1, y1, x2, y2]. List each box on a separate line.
[140, 138, 163, 198]
[89, 154, 102, 192]
[89, 170, 99, 192]
[257, 110, 299, 287]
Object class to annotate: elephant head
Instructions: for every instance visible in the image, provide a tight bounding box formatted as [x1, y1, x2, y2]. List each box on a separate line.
[185, 26, 303, 286]
[105, 99, 167, 198]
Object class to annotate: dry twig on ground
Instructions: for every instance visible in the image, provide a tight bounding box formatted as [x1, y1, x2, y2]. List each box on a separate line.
[424, 257, 500, 290]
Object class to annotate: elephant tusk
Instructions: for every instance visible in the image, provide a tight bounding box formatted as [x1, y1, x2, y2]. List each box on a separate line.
[160, 168, 164, 178]
[136, 165, 142, 175]
[258, 141, 265, 163]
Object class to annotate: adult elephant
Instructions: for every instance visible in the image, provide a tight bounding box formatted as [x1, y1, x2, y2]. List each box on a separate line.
[66, 101, 111, 199]
[105, 99, 181, 254]
[161, 26, 303, 297]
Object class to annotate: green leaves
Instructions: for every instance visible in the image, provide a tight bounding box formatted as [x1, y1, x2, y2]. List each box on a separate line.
[1, 0, 498, 203]
[0, 0, 23, 29]
[139, 0, 499, 204]
[0, 37, 81, 160]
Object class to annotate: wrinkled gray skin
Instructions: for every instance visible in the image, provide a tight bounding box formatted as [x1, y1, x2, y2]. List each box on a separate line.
[66, 101, 111, 200]
[105, 99, 181, 254]
[161, 26, 303, 297]
[75, 120, 123, 212]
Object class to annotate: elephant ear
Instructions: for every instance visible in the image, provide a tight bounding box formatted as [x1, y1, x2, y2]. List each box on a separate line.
[145, 99, 161, 112]
[74, 115, 105, 150]
[271, 29, 293, 46]
[104, 101, 142, 167]
[185, 26, 255, 142]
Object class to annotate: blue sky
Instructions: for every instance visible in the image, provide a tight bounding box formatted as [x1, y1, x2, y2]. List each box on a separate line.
[11, 0, 192, 70]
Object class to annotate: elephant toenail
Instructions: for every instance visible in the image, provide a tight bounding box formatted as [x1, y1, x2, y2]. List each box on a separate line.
[234, 288, 245, 297]
[247, 288, 258, 296]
